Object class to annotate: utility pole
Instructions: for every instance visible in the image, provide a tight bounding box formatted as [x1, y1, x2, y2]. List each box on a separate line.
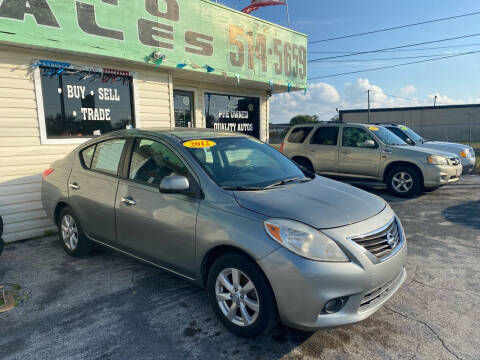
[285, 0, 291, 28]
[434, 95, 437, 107]
[367, 89, 371, 123]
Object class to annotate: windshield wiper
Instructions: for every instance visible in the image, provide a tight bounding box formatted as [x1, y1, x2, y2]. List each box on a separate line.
[263, 177, 310, 189]
[222, 185, 264, 191]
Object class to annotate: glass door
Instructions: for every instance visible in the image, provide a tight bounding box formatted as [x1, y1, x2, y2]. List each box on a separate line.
[173, 90, 194, 127]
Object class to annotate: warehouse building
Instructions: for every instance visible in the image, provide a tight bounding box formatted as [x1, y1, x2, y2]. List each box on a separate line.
[0, 0, 307, 242]
[339, 104, 480, 143]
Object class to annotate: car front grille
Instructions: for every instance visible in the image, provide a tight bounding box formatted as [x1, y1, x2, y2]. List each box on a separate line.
[350, 217, 401, 260]
[448, 157, 460, 166]
[359, 268, 405, 311]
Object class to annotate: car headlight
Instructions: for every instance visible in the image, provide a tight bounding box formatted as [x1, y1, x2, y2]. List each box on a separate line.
[427, 155, 448, 165]
[460, 149, 473, 158]
[264, 219, 349, 262]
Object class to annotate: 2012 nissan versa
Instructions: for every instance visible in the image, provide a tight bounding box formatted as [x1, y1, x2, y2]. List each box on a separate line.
[42, 129, 407, 337]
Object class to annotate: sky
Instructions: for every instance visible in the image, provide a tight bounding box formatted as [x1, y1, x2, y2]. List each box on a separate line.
[215, 0, 480, 123]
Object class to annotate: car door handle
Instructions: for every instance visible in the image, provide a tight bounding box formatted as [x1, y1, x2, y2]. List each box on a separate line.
[69, 183, 80, 190]
[341, 150, 351, 154]
[120, 197, 136, 206]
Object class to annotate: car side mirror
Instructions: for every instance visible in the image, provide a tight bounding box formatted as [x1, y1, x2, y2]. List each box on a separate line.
[159, 175, 190, 194]
[406, 138, 414, 145]
[363, 139, 376, 148]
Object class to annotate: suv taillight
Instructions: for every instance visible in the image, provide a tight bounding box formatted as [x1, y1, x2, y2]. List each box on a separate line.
[42, 168, 54, 179]
[280, 142, 284, 153]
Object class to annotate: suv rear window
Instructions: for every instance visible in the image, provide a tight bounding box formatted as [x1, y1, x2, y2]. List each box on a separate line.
[310, 127, 339, 145]
[287, 127, 313, 143]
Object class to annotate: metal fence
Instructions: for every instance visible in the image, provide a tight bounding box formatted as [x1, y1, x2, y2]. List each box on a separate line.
[268, 123, 480, 146]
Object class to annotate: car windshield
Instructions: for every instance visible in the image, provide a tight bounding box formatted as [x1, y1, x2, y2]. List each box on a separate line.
[372, 127, 409, 145]
[400, 126, 425, 142]
[185, 137, 308, 189]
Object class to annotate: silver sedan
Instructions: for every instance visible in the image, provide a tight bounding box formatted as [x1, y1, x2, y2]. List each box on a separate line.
[42, 129, 407, 337]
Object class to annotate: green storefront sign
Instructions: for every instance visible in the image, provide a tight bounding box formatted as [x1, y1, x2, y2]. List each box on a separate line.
[0, 0, 307, 88]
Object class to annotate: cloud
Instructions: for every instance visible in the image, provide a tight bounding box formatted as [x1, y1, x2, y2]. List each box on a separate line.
[270, 82, 340, 123]
[270, 78, 480, 123]
[400, 85, 416, 96]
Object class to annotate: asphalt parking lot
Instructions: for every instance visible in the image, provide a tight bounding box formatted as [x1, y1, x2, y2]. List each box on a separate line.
[1, 175, 479, 360]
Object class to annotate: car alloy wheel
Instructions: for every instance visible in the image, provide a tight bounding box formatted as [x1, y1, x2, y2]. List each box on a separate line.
[215, 268, 260, 327]
[61, 214, 79, 251]
[391, 171, 413, 193]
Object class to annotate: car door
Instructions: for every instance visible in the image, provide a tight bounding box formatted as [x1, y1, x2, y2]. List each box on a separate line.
[68, 138, 127, 244]
[115, 137, 200, 277]
[338, 126, 381, 178]
[303, 126, 340, 173]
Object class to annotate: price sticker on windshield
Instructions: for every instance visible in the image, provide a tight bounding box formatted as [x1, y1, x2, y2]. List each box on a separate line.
[368, 126, 379, 131]
[183, 140, 216, 148]
[400, 126, 409, 130]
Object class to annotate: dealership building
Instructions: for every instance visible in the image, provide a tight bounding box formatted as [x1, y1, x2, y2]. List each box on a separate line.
[0, 0, 307, 242]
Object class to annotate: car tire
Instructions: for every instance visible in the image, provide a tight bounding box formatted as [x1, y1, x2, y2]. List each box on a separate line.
[58, 207, 93, 256]
[386, 165, 422, 198]
[207, 253, 278, 338]
[293, 157, 314, 173]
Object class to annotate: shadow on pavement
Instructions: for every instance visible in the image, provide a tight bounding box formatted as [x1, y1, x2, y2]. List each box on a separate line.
[442, 201, 480, 230]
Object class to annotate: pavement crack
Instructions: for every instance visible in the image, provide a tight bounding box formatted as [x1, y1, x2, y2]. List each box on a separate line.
[411, 279, 480, 297]
[385, 306, 462, 360]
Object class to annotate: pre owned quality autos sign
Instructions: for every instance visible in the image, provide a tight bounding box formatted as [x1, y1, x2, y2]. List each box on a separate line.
[0, 0, 307, 87]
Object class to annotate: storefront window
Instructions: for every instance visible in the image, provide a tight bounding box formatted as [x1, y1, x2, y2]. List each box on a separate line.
[174, 90, 194, 127]
[204, 93, 260, 138]
[39, 67, 135, 139]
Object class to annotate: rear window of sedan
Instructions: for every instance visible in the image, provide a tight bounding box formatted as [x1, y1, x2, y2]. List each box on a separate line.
[287, 127, 313, 143]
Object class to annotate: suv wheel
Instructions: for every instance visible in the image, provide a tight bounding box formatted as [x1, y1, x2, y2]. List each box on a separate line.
[207, 253, 278, 337]
[58, 207, 93, 256]
[386, 166, 422, 197]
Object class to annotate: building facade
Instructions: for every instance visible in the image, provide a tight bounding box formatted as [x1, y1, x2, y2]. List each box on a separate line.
[0, 0, 307, 242]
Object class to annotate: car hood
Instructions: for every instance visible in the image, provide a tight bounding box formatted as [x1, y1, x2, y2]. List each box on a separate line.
[233, 176, 386, 229]
[392, 145, 458, 158]
[417, 141, 473, 154]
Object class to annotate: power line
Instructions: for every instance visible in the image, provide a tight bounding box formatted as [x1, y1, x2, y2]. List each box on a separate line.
[308, 42, 480, 54]
[307, 50, 480, 80]
[369, 90, 434, 105]
[309, 33, 480, 62]
[310, 53, 468, 63]
[309, 10, 480, 44]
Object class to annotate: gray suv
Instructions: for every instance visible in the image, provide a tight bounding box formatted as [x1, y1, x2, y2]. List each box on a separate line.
[42, 129, 406, 337]
[282, 123, 462, 197]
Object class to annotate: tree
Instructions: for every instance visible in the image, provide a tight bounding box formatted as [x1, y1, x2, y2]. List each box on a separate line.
[289, 115, 319, 125]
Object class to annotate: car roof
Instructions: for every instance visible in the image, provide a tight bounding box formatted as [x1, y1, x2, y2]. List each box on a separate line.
[92, 128, 249, 142]
[289, 122, 385, 129]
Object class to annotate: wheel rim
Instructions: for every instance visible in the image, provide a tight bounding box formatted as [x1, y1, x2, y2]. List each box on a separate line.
[392, 171, 413, 193]
[61, 215, 79, 250]
[215, 268, 260, 327]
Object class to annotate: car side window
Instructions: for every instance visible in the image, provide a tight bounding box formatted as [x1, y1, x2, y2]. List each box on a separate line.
[91, 139, 126, 175]
[81, 144, 96, 168]
[342, 127, 377, 148]
[310, 127, 339, 145]
[388, 127, 409, 141]
[287, 127, 313, 143]
[129, 138, 188, 186]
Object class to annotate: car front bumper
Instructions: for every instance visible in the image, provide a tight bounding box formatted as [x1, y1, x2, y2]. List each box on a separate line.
[461, 157, 476, 174]
[423, 164, 462, 188]
[257, 206, 407, 331]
